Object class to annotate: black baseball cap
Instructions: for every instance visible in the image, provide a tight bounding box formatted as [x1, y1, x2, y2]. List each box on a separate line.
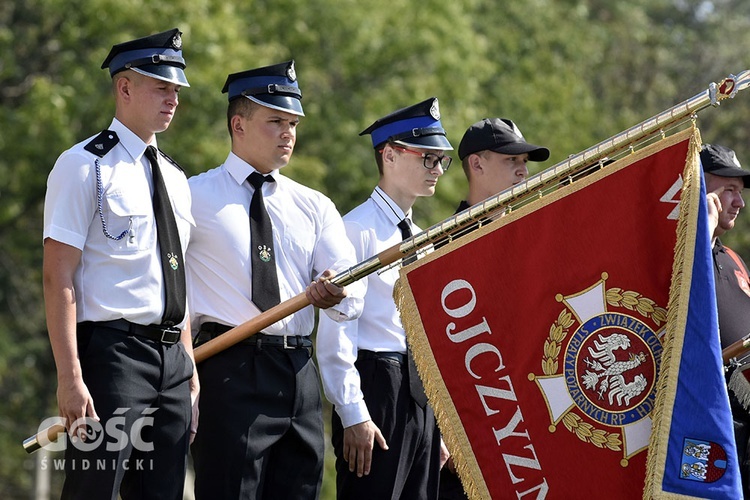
[458, 118, 549, 161]
[701, 144, 750, 188]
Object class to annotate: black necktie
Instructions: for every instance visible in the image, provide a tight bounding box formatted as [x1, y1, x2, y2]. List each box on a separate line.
[397, 218, 427, 407]
[248, 172, 281, 311]
[397, 218, 418, 266]
[145, 146, 186, 326]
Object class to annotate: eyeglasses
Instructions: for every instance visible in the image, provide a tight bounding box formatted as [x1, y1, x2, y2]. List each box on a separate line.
[388, 145, 452, 171]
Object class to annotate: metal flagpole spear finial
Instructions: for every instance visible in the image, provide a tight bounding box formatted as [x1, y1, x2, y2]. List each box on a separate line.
[23, 69, 750, 453]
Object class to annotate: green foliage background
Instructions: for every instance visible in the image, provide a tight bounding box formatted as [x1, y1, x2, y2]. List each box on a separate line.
[2, 0, 750, 497]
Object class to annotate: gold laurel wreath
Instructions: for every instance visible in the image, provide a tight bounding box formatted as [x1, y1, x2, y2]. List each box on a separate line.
[562, 413, 623, 451]
[542, 309, 575, 375]
[541, 287, 665, 453]
[605, 288, 668, 326]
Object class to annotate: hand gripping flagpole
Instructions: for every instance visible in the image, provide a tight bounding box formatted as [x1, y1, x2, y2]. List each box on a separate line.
[23, 69, 750, 453]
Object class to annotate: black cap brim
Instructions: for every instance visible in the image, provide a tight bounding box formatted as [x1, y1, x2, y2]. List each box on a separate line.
[131, 65, 189, 87]
[491, 142, 549, 162]
[706, 166, 750, 188]
[246, 95, 304, 117]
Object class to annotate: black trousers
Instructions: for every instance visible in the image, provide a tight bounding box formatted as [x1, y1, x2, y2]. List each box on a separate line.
[192, 342, 323, 500]
[734, 416, 750, 499]
[61, 324, 193, 500]
[438, 467, 469, 500]
[332, 352, 441, 500]
[729, 390, 750, 499]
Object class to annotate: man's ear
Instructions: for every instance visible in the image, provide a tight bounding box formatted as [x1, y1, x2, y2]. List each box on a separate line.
[230, 114, 245, 136]
[468, 153, 483, 176]
[382, 143, 397, 165]
[115, 75, 132, 101]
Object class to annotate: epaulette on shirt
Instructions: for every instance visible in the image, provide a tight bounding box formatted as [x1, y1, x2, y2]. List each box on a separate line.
[84, 130, 119, 157]
[156, 148, 185, 173]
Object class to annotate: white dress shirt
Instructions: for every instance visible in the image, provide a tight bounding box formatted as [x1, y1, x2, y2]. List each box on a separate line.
[186, 152, 363, 336]
[43, 118, 193, 327]
[317, 186, 417, 427]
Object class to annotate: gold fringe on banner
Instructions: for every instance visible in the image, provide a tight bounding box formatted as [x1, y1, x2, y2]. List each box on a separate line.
[642, 127, 704, 499]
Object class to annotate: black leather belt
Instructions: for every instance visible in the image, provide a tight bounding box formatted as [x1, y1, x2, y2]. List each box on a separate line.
[358, 350, 406, 365]
[84, 319, 182, 345]
[199, 322, 312, 350]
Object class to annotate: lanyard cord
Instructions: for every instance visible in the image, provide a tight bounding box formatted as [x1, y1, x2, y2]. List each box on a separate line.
[95, 158, 133, 241]
[372, 187, 407, 223]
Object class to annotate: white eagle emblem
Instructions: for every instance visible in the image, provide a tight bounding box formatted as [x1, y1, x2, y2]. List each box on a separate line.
[581, 332, 648, 406]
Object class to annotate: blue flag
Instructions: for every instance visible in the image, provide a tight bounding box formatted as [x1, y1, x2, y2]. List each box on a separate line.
[646, 145, 742, 498]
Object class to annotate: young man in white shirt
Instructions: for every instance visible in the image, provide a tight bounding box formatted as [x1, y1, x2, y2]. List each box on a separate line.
[187, 60, 363, 499]
[317, 97, 453, 499]
[43, 28, 198, 499]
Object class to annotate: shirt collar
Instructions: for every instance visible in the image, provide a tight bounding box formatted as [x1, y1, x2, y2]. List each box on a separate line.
[714, 238, 726, 254]
[371, 186, 411, 227]
[109, 118, 156, 162]
[224, 151, 277, 186]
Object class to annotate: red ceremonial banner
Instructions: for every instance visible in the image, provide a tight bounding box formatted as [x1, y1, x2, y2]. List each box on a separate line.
[396, 128, 696, 499]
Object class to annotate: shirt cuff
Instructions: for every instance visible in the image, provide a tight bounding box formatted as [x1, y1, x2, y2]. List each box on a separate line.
[43, 225, 86, 250]
[326, 294, 364, 322]
[336, 400, 371, 429]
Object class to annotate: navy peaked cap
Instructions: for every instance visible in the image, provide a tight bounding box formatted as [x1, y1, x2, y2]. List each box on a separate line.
[222, 60, 304, 116]
[360, 97, 452, 150]
[101, 28, 189, 87]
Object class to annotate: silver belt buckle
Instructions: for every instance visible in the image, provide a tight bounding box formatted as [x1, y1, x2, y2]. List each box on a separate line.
[283, 335, 293, 349]
[161, 327, 180, 345]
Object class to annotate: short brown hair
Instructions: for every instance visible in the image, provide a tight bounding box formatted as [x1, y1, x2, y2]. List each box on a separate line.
[227, 98, 260, 138]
